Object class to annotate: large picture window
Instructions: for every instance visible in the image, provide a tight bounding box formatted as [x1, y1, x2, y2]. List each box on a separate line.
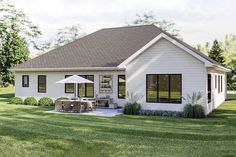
[118, 75, 126, 99]
[38, 75, 46, 93]
[78, 75, 94, 97]
[170, 75, 182, 103]
[146, 74, 182, 103]
[65, 75, 74, 93]
[146, 75, 158, 102]
[22, 75, 29, 87]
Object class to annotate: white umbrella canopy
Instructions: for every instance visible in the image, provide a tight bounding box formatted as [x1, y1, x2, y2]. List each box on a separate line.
[56, 75, 94, 99]
[56, 75, 94, 84]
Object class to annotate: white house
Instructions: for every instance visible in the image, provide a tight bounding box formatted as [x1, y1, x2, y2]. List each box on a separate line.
[12, 25, 230, 114]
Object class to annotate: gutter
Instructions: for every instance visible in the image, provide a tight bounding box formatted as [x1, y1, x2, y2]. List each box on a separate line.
[10, 67, 126, 72]
[211, 64, 231, 73]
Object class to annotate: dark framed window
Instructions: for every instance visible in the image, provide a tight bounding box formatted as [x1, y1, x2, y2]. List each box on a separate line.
[38, 75, 46, 93]
[159, 74, 169, 103]
[215, 75, 217, 89]
[170, 75, 182, 103]
[146, 75, 158, 102]
[208, 74, 212, 103]
[146, 74, 182, 103]
[118, 75, 126, 99]
[221, 75, 223, 93]
[218, 75, 220, 94]
[65, 75, 74, 93]
[78, 75, 94, 97]
[22, 75, 29, 87]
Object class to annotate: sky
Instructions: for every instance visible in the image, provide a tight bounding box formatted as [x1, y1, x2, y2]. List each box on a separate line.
[11, 0, 236, 48]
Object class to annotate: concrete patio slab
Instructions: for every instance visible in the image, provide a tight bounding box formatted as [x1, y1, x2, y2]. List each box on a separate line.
[46, 109, 123, 117]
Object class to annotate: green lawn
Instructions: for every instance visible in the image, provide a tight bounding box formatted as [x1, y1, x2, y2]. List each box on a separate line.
[0, 87, 236, 157]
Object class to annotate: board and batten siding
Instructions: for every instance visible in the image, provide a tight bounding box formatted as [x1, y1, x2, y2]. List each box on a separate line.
[15, 71, 126, 106]
[126, 38, 208, 112]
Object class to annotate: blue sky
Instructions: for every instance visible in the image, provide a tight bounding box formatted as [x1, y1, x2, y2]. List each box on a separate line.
[12, 0, 236, 47]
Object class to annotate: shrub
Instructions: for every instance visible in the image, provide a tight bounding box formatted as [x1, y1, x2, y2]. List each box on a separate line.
[38, 97, 54, 106]
[123, 102, 141, 115]
[9, 97, 23, 104]
[183, 104, 205, 118]
[193, 104, 205, 118]
[56, 97, 69, 101]
[183, 104, 194, 118]
[24, 97, 37, 106]
[139, 110, 183, 117]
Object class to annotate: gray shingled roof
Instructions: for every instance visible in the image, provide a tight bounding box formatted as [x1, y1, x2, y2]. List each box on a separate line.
[14, 24, 222, 70]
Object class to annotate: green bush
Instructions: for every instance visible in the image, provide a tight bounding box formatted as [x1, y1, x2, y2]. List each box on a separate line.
[56, 97, 69, 101]
[193, 105, 205, 118]
[123, 102, 141, 115]
[38, 97, 54, 106]
[24, 97, 37, 106]
[9, 97, 23, 104]
[183, 104, 205, 118]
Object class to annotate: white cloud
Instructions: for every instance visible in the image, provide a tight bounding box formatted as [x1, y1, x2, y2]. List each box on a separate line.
[10, 0, 236, 48]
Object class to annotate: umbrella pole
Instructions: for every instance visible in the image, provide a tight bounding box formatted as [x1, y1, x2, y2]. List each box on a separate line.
[74, 83, 77, 99]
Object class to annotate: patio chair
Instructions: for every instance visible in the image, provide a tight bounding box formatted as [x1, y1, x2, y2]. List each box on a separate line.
[71, 102, 84, 113]
[85, 101, 96, 111]
[62, 101, 72, 112]
[55, 100, 63, 111]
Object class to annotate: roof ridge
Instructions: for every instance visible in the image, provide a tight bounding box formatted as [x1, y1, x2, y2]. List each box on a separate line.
[100, 24, 156, 30]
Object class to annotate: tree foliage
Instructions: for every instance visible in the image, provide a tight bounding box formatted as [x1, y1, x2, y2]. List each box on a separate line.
[54, 24, 84, 47]
[129, 12, 180, 37]
[35, 24, 85, 54]
[0, 0, 38, 85]
[197, 35, 236, 83]
[222, 34, 236, 83]
[195, 42, 210, 55]
[222, 35, 236, 72]
[208, 40, 225, 65]
[0, 0, 41, 49]
[0, 24, 29, 85]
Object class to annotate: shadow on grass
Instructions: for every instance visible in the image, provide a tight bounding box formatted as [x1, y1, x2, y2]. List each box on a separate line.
[0, 93, 14, 98]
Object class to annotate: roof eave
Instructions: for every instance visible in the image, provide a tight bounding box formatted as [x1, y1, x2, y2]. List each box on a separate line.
[210, 65, 231, 72]
[11, 67, 125, 72]
[118, 32, 215, 68]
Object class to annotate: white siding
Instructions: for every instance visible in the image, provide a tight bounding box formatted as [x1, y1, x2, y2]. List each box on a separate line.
[15, 71, 126, 106]
[207, 70, 227, 114]
[126, 38, 208, 112]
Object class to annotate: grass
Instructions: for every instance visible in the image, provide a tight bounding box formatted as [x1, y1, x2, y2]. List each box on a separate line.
[0, 87, 236, 157]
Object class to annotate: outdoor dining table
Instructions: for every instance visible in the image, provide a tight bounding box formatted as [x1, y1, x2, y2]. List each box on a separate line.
[55, 99, 96, 113]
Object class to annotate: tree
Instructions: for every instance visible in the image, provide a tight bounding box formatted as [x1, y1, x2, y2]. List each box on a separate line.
[0, 0, 38, 85]
[195, 42, 210, 55]
[129, 12, 180, 37]
[53, 24, 85, 48]
[0, 0, 41, 50]
[35, 24, 85, 53]
[0, 24, 29, 85]
[222, 34, 236, 83]
[208, 40, 225, 65]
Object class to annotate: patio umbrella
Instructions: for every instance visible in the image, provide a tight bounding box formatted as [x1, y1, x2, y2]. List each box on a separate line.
[56, 75, 94, 99]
